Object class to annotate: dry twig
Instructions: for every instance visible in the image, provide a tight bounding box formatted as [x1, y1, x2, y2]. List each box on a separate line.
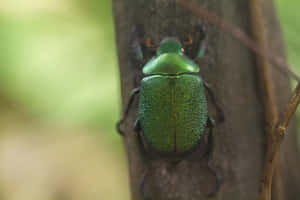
[247, 0, 284, 199]
[260, 82, 300, 200]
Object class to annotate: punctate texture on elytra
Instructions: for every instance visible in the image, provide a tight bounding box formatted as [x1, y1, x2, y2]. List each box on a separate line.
[138, 74, 207, 154]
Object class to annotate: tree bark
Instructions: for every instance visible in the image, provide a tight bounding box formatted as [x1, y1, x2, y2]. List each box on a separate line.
[113, 0, 300, 200]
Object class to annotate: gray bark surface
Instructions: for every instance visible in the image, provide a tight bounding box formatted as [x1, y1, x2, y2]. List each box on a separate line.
[113, 0, 300, 199]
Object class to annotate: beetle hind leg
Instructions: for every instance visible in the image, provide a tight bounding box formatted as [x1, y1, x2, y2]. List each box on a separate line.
[139, 168, 150, 200]
[206, 161, 221, 197]
[134, 120, 151, 200]
[204, 116, 221, 197]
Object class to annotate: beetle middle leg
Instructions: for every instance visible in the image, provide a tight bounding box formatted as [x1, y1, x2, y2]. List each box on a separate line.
[204, 81, 225, 123]
[134, 119, 148, 153]
[116, 87, 140, 136]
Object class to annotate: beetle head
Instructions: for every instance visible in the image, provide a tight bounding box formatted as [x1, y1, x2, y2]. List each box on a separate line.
[157, 37, 183, 56]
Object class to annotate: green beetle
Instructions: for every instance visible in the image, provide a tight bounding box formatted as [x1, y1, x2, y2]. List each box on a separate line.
[117, 26, 223, 197]
[138, 39, 209, 155]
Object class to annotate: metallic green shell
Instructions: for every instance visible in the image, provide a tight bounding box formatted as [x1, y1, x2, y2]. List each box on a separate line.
[138, 74, 207, 154]
[142, 53, 200, 75]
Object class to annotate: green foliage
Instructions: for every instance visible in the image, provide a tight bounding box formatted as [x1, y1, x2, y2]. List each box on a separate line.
[0, 1, 120, 141]
[276, 0, 300, 144]
[276, 0, 300, 74]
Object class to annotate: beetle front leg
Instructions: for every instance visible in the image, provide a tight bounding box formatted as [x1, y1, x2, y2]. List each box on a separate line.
[183, 24, 206, 60]
[195, 24, 207, 59]
[116, 88, 140, 136]
[203, 81, 225, 123]
[130, 26, 144, 63]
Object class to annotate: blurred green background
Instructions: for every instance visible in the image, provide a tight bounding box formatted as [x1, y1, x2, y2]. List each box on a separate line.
[0, 0, 298, 199]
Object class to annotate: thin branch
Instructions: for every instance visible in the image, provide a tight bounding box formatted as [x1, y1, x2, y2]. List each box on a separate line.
[279, 84, 300, 128]
[178, 0, 300, 81]
[260, 82, 300, 200]
[249, 0, 278, 126]
[247, 0, 285, 199]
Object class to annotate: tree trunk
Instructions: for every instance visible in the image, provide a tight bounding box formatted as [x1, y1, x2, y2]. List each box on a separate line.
[113, 0, 300, 200]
